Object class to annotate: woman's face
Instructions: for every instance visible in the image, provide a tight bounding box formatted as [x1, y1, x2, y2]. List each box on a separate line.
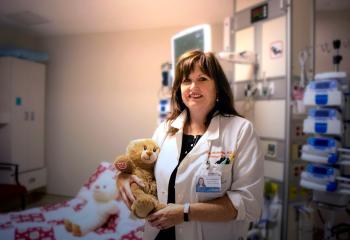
[199, 178, 204, 185]
[180, 63, 216, 115]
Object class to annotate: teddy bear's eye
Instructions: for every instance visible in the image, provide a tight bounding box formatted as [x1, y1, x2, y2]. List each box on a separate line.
[144, 145, 147, 150]
[153, 147, 157, 152]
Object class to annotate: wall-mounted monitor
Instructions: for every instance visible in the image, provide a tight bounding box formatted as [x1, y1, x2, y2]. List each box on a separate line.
[171, 24, 212, 77]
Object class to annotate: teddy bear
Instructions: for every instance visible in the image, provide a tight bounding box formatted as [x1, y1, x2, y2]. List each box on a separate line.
[64, 173, 120, 236]
[114, 138, 166, 218]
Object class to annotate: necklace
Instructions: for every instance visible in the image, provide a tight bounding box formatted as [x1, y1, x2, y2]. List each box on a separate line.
[184, 135, 201, 155]
[191, 135, 200, 147]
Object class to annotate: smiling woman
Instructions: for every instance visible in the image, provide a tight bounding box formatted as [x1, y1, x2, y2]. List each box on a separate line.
[116, 49, 264, 240]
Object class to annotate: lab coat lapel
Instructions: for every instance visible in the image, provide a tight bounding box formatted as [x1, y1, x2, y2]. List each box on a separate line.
[206, 115, 220, 141]
[155, 112, 185, 203]
[195, 115, 220, 154]
[171, 111, 187, 156]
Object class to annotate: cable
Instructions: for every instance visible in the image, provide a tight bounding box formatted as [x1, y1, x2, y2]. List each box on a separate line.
[317, 208, 325, 225]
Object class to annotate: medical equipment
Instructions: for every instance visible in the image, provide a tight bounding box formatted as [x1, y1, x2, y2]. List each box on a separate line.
[336, 176, 350, 195]
[218, 50, 259, 114]
[171, 24, 212, 77]
[315, 71, 349, 93]
[293, 50, 308, 113]
[294, 205, 314, 240]
[301, 137, 339, 164]
[217, 50, 257, 65]
[303, 108, 343, 135]
[298, 50, 308, 88]
[301, 69, 347, 167]
[338, 148, 350, 168]
[303, 79, 344, 106]
[217, 51, 258, 91]
[258, 181, 282, 240]
[315, 71, 347, 80]
[333, 39, 343, 72]
[300, 164, 338, 192]
[299, 47, 350, 238]
[157, 62, 172, 124]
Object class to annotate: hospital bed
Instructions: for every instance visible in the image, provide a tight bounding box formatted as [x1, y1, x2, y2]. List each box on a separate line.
[0, 162, 144, 240]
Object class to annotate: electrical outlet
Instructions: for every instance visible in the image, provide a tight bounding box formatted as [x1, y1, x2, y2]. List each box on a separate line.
[291, 144, 302, 161]
[293, 164, 305, 177]
[261, 140, 278, 159]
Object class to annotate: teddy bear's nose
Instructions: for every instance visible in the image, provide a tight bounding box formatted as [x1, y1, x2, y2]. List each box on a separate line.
[95, 185, 100, 189]
[147, 151, 152, 156]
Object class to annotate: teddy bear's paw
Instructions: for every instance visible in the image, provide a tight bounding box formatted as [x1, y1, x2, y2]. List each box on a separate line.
[155, 202, 167, 211]
[64, 219, 73, 232]
[72, 224, 83, 236]
[132, 198, 155, 218]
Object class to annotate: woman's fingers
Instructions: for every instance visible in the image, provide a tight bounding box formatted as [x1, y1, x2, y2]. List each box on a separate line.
[116, 173, 136, 209]
[130, 175, 145, 187]
[147, 204, 183, 229]
[119, 190, 131, 209]
[148, 210, 168, 229]
[149, 216, 172, 230]
[116, 174, 146, 211]
[122, 180, 135, 203]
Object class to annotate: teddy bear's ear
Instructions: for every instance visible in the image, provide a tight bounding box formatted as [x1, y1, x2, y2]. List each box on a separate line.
[129, 148, 137, 155]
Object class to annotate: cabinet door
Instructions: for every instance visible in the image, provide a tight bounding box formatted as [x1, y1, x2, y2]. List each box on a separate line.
[11, 59, 32, 171]
[11, 59, 45, 172]
[28, 62, 45, 170]
[0, 58, 12, 162]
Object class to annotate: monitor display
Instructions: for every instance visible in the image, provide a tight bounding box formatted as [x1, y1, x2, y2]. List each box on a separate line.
[171, 24, 212, 77]
[314, 138, 329, 147]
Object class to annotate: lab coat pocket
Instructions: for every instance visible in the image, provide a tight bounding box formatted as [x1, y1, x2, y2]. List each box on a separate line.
[216, 163, 233, 191]
[196, 162, 233, 202]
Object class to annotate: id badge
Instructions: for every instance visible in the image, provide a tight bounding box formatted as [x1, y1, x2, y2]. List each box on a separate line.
[195, 174, 221, 193]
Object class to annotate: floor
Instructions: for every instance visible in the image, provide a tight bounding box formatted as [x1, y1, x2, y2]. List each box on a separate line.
[27, 191, 71, 208]
[0, 189, 71, 213]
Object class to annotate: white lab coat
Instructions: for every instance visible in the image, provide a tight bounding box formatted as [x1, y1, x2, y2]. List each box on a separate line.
[144, 111, 264, 240]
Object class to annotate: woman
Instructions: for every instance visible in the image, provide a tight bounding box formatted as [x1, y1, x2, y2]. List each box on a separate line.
[197, 177, 206, 187]
[117, 50, 263, 240]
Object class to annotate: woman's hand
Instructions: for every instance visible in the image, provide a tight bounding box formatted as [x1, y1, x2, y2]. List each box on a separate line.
[147, 204, 184, 230]
[116, 173, 144, 209]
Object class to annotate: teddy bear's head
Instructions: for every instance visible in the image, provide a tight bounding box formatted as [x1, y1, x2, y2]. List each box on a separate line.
[92, 174, 117, 203]
[127, 139, 160, 169]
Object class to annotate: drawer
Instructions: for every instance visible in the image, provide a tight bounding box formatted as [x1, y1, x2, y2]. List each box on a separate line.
[19, 168, 47, 191]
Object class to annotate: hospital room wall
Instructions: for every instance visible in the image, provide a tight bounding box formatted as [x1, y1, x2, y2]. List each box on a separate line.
[40, 24, 223, 197]
[315, 10, 350, 74]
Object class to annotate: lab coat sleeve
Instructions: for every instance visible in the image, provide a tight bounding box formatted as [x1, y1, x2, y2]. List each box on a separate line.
[226, 121, 264, 222]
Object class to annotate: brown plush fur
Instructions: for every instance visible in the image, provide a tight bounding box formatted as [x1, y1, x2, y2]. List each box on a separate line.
[114, 139, 166, 218]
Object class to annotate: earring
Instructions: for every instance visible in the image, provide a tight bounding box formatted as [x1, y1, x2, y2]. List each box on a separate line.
[216, 97, 219, 102]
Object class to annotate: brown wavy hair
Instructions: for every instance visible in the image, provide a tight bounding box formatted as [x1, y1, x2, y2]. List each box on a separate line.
[167, 50, 241, 135]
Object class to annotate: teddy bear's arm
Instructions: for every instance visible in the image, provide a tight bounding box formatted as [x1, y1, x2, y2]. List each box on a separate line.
[114, 155, 135, 174]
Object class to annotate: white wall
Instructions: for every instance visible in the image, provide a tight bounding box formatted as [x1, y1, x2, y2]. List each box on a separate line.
[315, 10, 350, 73]
[42, 24, 223, 196]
